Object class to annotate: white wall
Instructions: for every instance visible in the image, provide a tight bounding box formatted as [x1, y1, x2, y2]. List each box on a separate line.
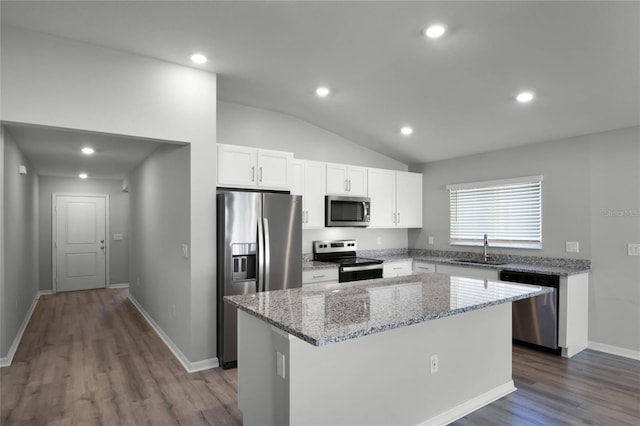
[128, 144, 191, 358]
[409, 126, 640, 353]
[1, 127, 39, 359]
[1, 26, 217, 363]
[37, 176, 129, 291]
[218, 102, 407, 171]
[218, 101, 410, 252]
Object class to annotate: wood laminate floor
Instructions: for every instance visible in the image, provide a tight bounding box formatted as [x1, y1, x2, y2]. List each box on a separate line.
[2, 288, 639, 425]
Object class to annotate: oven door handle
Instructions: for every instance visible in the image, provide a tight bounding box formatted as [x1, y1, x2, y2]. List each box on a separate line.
[341, 264, 382, 272]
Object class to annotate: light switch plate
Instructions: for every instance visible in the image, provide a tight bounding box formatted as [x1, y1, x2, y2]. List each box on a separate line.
[428, 236, 434, 245]
[628, 243, 640, 256]
[566, 241, 579, 253]
[113, 233, 123, 241]
[181, 244, 189, 258]
[276, 351, 286, 379]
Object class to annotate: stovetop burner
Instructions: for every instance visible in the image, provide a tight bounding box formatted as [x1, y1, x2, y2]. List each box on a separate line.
[312, 240, 384, 283]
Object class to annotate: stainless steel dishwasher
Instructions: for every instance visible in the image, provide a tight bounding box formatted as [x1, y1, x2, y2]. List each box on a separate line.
[500, 270, 561, 354]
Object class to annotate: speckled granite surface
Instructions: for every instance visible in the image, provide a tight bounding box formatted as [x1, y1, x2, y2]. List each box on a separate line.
[302, 248, 591, 275]
[225, 273, 553, 346]
[302, 260, 338, 270]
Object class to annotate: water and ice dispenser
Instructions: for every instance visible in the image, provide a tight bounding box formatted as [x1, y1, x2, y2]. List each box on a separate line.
[231, 243, 256, 281]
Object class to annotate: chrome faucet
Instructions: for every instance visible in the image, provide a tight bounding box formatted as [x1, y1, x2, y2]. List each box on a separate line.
[483, 233, 489, 261]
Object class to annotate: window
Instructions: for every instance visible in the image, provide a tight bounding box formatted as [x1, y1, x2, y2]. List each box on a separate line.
[447, 175, 543, 249]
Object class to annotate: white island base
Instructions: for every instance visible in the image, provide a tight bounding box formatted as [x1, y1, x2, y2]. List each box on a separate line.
[237, 303, 516, 426]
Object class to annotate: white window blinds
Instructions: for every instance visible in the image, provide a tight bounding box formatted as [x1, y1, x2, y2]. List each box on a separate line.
[447, 175, 543, 249]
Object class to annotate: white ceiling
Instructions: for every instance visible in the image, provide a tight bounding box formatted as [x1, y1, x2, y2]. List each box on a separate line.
[2, 1, 639, 167]
[4, 124, 166, 180]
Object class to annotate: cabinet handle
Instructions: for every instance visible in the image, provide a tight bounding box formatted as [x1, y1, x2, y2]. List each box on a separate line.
[305, 211, 309, 223]
[393, 267, 402, 270]
[348, 179, 352, 192]
[345, 179, 349, 192]
[259, 167, 263, 182]
[397, 212, 400, 224]
[312, 275, 326, 279]
[393, 213, 396, 223]
[251, 166, 255, 182]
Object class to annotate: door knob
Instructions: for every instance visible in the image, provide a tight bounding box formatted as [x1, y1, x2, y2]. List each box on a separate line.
[100, 240, 105, 243]
[100, 246, 105, 250]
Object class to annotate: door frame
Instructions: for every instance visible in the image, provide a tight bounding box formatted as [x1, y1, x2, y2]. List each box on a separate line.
[52, 193, 110, 294]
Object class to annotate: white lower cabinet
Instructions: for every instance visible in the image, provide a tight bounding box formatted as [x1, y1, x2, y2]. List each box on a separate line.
[413, 261, 436, 274]
[383, 261, 412, 278]
[302, 268, 339, 285]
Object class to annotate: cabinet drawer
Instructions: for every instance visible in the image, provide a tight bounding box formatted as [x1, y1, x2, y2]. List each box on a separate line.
[383, 261, 412, 278]
[302, 268, 339, 285]
[413, 262, 435, 273]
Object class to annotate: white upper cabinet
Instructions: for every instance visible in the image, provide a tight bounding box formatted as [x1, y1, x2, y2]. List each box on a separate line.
[326, 163, 368, 196]
[217, 144, 293, 190]
[368, 168, 396, 228]
[367, 169, 422, 228]
[292, 160, 326, 228]
[395, 171, 422, 228]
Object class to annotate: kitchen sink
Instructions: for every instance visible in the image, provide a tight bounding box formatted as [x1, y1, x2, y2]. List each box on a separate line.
[449, 258, 508, 266]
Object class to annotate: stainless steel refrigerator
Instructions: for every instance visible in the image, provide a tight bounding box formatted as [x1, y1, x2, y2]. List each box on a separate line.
[217, 191, 302, 369]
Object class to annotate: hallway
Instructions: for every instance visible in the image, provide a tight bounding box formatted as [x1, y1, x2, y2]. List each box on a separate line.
[0, 288, 241, 425]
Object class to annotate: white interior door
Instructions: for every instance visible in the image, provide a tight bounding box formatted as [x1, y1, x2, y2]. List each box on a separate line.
[55, 195, 107, 292]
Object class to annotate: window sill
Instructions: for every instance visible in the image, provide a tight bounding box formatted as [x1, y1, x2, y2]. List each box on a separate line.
[450, 242, 542, 250]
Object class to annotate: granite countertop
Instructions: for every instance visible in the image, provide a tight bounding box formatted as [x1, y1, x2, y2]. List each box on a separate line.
[412, 257, 590, 276]
[224, 273, 553, 347]
[302, 260, 338, 270]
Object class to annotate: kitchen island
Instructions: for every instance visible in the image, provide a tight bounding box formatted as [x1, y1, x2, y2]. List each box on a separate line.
[225, 273, 553, 426]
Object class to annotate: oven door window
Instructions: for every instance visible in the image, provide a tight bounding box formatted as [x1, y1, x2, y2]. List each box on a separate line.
[340, 267, 382, 282]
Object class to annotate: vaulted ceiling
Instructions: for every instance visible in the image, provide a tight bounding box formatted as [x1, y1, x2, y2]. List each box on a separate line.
[2, 1, 639, 170]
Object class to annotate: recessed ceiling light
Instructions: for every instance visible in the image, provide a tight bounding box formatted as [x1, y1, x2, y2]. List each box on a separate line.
[190, 53, 207, 64]
[400, 126, 414, 136]
[516, 91, 535, 103]
[81, 147, 94, 155]
[316, 87, 330, 97]
[79, 173, 88, 179]
[425, 24, 447, 39]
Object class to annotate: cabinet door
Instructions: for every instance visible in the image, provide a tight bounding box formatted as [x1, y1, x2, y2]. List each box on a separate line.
[257, 149, 293, 190]
[304, 161, 326, 228]
[367, 168, 396, 227]
[326, 163, 349, 195]
[291, 160, 304, 196]
[395, 171, 422, 228]
[217, 144, 257, 188]
[347, 166, 368, 196]
[383, 261, 412, 278]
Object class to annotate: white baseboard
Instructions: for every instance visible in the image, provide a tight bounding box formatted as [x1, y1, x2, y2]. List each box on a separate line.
[588, 341, 640, 361]
[419, 381, 516, 426]
[127, 294, 219, 373]
[108, 282, 129, 289]
[0, 293, 40, 368]
[38, 290, 52, 297]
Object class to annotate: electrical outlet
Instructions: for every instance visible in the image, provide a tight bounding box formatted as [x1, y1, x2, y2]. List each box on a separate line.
[628, 243, 640, 256]
[376, 236, 382, 245]
[182, 244, 189, 258]
[428, 236, 434, 245]
[566, 241, 579, 253]
[430, 354, 439, 375]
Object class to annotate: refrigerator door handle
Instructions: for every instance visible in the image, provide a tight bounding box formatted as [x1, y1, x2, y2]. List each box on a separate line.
[257, 219, 265, 292]
[263, 218, 271, 291]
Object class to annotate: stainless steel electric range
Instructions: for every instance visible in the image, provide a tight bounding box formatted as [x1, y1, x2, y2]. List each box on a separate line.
[313, 240, 383, 282]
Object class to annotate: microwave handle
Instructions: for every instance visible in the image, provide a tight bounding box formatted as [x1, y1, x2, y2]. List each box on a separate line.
[362, 201, 368, 220]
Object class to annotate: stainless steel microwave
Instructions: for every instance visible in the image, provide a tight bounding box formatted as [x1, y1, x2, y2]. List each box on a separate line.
[325, 196, 371, 227]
